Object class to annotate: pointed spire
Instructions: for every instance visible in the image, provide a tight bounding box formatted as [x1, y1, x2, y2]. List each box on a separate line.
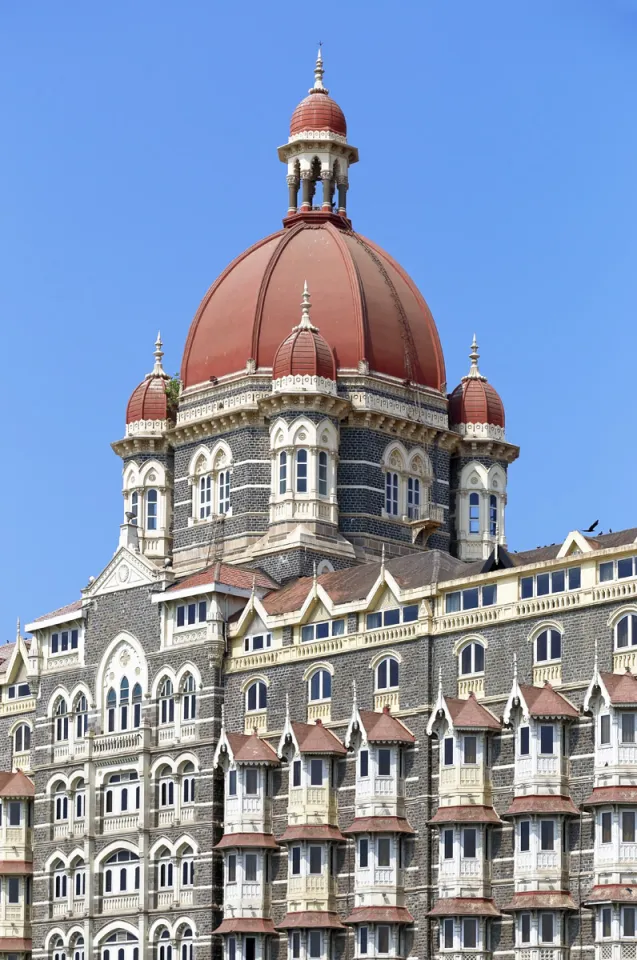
[15, 618, 20, 643]
[285, 693, 290, 722]
[295, 280, 318, 332]
[438, 666, 443, 699]
[513, 651, 518, 682]
[220, 703, 226, 731]
[381, 543, 386, 575]
[466, 334, 486, 381]
[311, 44, 328, 94]
[152, 332, 165, 375]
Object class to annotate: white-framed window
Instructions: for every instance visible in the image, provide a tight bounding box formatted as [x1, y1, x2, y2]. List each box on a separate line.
[539, 912, 556, 944]
[103, 850, 140, 894]
[102, 931, 139, 960]
[469, 492, 480, 534]
[218, 469, 231, 514]
[444, 585, 497, 613]
[244, 633, 272, 652]
[130, 491, 139, 525]
[52, 935, 66, 960]
[520, 567, 581, 600]
[279, 451, 287, 494]
[318, 451, 329, 497]
[182, 674, 197, 720]
[54, 697, 69, 742]
[459, 641, 484, 676]
[74, 694, 89, 738]
[159, 678, 175, 725]
[615, 613, 637, 649]
[535, 628, 562, 663]
[74, 781, 86, 820]
[105, 771, 140, 815]
[295, 449, 308, 493]
[176, 600, 207, 628]
[180, 929, 194, 960]
[71, 934, 85, 960]
[407, 477, 421, 520]
[308, 669, 332, 702]
[600, 556, 637, 583]
[246, 681, 267, 713]
[375, 657, 399, 691]
[158, 930, 172, 960]
[301, 619, 345, 642]
[7, 682, 31, 700]
[366, 605, 418, 630]
[182, 762, 196, 805]
[158, 766, 175, 808]
[106, 676, 142, 733]
[54, 785, 69, 822]
[180, 845, 195, 887]
[146, 489, 158, 530]
[385, 472, 399, 516]
[13, 723, 31, 754]
[623, 906, 637, 938]
[189, 442, 233, 521]
[51, 627, 80, 655]
[157, 848, 174, 889]
[199, 475, 212, 519]
[53, 859, 67, 899]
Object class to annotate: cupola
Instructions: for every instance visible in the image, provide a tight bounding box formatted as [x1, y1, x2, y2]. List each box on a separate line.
[289, 48, 347, 138]
[126, 333, 172, 428]
[272, 282, 336, 391]
[449, 336, 505, 432]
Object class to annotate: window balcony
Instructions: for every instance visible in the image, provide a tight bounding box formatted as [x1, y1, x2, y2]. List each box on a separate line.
[12, 751, 31, 772]
[0, 901, 31, 937]
[307, 702, 331, 723]
[356, 866, 404, 888]
[439, 764, 491, 807]
[244, 711, 267, 735]
[287, 872, 337, 907]
[440, 859, 483, 879]
[595, 944, 637, 960]
[102, 814, 139, 835]
[457, 675, 485, 700]
[101, 894, 140, 914]
[532, 662, 563, 687]
[0, 825, 32, 862]
[0, 698, 36, 717]
[516, 950, 567, 960]
[513, 756, 569, 796]
[93, 729, 145, 756]
[52, 739, 89, 763]
[224, 879, 270, 914]
[288, 786, 337, 826]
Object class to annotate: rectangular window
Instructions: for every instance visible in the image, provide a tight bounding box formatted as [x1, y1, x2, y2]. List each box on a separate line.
[540, 913, 554, 943]
[623, 714, 636, 744]
[366, 612, 382, 630]
[520, 577, 534, 599]
[292, 760, 302, 788]
[308, 932, 321, 960]
[245, 854, 257, 883]
[378, 749, 391, 777]
[309, 846, 322, 874]
[520, 820, 530, 852]
[623, 811, 636, 843]
[602, 907, 612, 938]
[310, 758, 323, 786]
[443, 829, 453, 860]
[520, 726, 530, 755]
[482, 584, 497, 606]
[8, 802, 21, 827]
[443, 919, 454, 949]
[520, 913, 531, 944]
[359, 837, 369, 868]
[601, 811, 612, 844]
[540, 725, 554, 755]
[359, 750, 369, 778]
[600, 561, 614, 582]
[291, 846, 301, 876]
[619, 558, 636, 579]
[541, 819, 555, 851]
[463, 736, 477, 765]
[600, 714, 611, 745]
[403, 604, 418, 622]
[377, 926, 389, 954]
[445, 586, 497, 612]
[51, 633, 59, 653]
[384, 608, 400, 626]
[245, 939, 255, 960]
[7, 878, 19, 904]
[291, 933, 300, 960]
[625, 907, 636, 938]
[462, 588, 479, 610]
[177, 607, 185, 628]
[568, 566, 581, 590]
[462, 918, 477, 949]
[245, 768, 258, 796]
[377, 837, 391, 867]
[359, 927, 368, 955]
[228, 770, 237, 796]
[462, 828, 477, 859]
[443, 738, 454, 766]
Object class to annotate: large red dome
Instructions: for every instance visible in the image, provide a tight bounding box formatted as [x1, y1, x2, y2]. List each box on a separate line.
[181, 218, 446, 391]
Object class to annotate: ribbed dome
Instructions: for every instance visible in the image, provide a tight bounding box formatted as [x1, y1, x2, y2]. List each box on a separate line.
[272, 284, 336, 382]
[290, 92, 347, 137]
[448, 338, 505, 429]
[126, 335, 171, 425]
[180, 218, 446, 391]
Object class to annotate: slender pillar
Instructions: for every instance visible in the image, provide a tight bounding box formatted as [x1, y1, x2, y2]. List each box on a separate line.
[321, 171, 333, 211]
[336, 178, 348, 215]
[301, 173, 313, 210]
[287, 175, 299, 214]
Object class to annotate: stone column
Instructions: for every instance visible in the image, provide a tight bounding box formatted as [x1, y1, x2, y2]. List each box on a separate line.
[287, 175, 299, 214]
[336, 178, 348, 215]
[321, 171, 333, 211]
[300, 173, 313, 210]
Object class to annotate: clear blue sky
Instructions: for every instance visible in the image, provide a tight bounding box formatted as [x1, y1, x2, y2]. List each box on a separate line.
[1, 1, 636, 639]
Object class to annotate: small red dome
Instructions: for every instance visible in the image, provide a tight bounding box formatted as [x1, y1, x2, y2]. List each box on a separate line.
[126, 375, 169, 425]
[449, 378, 505, 429]
[290, 92, 347, 137]
[273, 287, 336, 382]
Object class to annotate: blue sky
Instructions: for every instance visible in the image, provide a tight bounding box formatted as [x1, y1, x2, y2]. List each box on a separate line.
[1, 1, 636, 639]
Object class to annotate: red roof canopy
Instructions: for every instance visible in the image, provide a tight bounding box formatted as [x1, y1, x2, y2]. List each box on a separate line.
[358, 707, 415, 744]
[520, 683, 579, 719]
[292, 720, 346, 755]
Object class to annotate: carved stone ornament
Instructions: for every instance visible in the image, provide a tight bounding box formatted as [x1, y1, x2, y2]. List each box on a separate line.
[118, 564, 130, 582]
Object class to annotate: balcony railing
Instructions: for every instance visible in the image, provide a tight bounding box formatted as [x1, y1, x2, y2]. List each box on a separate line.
[93, 731, 143, 756]
[102, 894, 140, 914]
[103, 814, 139, 834]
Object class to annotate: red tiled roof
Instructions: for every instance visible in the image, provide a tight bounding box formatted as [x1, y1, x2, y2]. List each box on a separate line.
[214, 833, 279, 850]
[225, 732, 279, 764]
[167, 563, 279, 594]
[278, 824, 346, 843]
[445, 694, 501, 730]
[427, 898, 500, 918]
[343, 817, 415, 835]
[583, 786, 637, 806]
[292, 720, 346, 755]
[344, 907, 414, 925]
[504, 795, 579, 817]
[429, 805, 501, 825]
[0, 772, 34, 797]
[273, 321, 336, 381]
[586, 885, 637, 904]
[520, 683, 579, 718]
[214, 919, 276, 935]
[0, 939, 32, 951]
[502, 891, 577, 911]
[32, 600, 82, 624]
[599, 671, 637, 705]
[358, 707, 415, 744]
[277, 912, 345, 930]
[0, 861, 32, 875]
[449, 375, 505, 429]
[126, 374, 169, 424]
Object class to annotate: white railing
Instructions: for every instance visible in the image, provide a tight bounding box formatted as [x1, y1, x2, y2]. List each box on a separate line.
[181, 723, 196, 740]
[52, 901, 67, 917]
[242, 797, 263, 813]
[241, 882, 261, 899]
[102, 894, 139, 913]
[157, 891, 174, 907]
[54, 823, 71, 839]
[11, 750, 31, 772]
[460, 859, 480, 877]
[103, 814, 139, 834]
[72, 898, 85, 915]
[460, 766, 481, 785]
[158, 810, 174, 826]
[158, 725, 175, 743]
[181, 806, 195, 823]
[244, 711, 267, 735]
[533, 662, 562, 686]
[0, 697, 37, 717]
[537, 851, 558, 869]
[93, 731, 142, 755]
[620, 842, 637, 861]
[457, 675, 485, 700]
[619, 745, 637, 764]
[307, 702, 331, 723]
[374, 691, 400, 711]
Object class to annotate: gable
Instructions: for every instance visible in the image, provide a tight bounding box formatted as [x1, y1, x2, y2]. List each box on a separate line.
[83, 546, 161, 598]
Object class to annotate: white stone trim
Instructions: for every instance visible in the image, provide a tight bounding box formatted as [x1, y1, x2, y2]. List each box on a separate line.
[453, 421, 505, 441]
[272, 374, 336, 395]
[125, 418, 169, 437]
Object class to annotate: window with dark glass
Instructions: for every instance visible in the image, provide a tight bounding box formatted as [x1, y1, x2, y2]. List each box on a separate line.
[360, 750, 369, 778]
[601, 811, 612, 843]
[378, 749, 391, 777]
[463, 828, 477, 859]
[602, 907, 612, 938]
[445, 585, 497, 613]
[359, 927, 368, 955]
[541, 819, 555, 851]
[463, 736, 477, 765]
[302, 619, 344, 642]
[540, 913, 554, 943]
[296, 449, 308, 493]
[520, 820, 530, 851]
[520, 913, 531, 944]
[535, 629, 562, 662]
[244, 854, 257, 883]
[385, 472, 399, 516]
[377, 837, 391, 867]
[308, 932, 321, 959]
[460, 642, 485, 676]
[318, 452, 328, 497]
[623, 811, 636, 843]
[444, 738, 454, 766]
[291, 846, 301, 875]
[310, 758, 323, 786]
[291, 933, 300, 960]
[376, 657, 399, 690]
[359, 837, 369, 868]
[228, 770, 237, 796]
[227, 854, 236, 883]
[600, 714, 611, 745]
[443, 919, 453, 949]
[292, 760, 301, 788]
[520, 726, 530, 755]
[443, 829, 453, 859]
[623, 714, 636, 743]
[540, 725, 554, 755]
[245, 768, 258, 796]
[624, 907, 636, 937]
[469, 493, 480, 534]
[309, 846, 322, 874]
[377, 926, 390, 954]
[462, 918, 477, 949]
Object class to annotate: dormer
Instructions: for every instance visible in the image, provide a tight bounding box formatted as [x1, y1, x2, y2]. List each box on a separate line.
[0, 634, 38, 718]
[427, 681, 501, 808]
[584, 667, 637, 789]
[345, 700, 415, 818]
[213, 725, 280, 835]
[278, 716, 346, 827]
[504, 676, 578, 796]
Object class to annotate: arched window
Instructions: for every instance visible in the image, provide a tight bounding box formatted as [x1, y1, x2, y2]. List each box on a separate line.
[199, 475, 212, 519]
[133, 683, 142, 728]
[318, 451, 328, 497]
[72, 858, 86, 898]
[158, 849, 174, 889]
[296, 449, 308, 493]
[54, 698, 69, 742]
[407, 477, 420, 520]
[158, 931, 172, 960]
[535, 629, 562, 662]
[376, 657, 399, 691]
[489, 494, 498, 537]
[52, 935, 66, 960]
[53, 859, 67, 899]
[104, 850, 140, 895]
[182, 762, 196, 805]
[460, 642, 485, 676]
[180, 846, 195, 887]
[120, 677, 130, 730]
[309, 669, 332, 702]
[616, 614, 637, 649]
[159, 678, 175, 725]
[246, 680, 267, 713]
[72, 935, 85, 960]
[105, 772, 140, 816]
[146, 489, 158, 530]
[385, 472, 399, 516]
[218, 470, 231, 514]
[107, 688, 117, 732]
[130, 491, 138, 526]
[75, 694, 88, 739]
[180, 929, 193, 960]
[158, 767, 174, 808]
[469, 493, 480, 534]
[54, 785, 68, 822]
[102, 930, 139, 960]
[74, 779, 86, 819]
[14, 723, 30, 754]
[182, 674, 197, 721]
[279, 451, 287, 494]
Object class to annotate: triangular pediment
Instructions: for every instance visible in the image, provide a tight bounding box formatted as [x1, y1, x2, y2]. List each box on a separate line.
[83, 546, 161, 598]
[557, 530, 594, 559]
